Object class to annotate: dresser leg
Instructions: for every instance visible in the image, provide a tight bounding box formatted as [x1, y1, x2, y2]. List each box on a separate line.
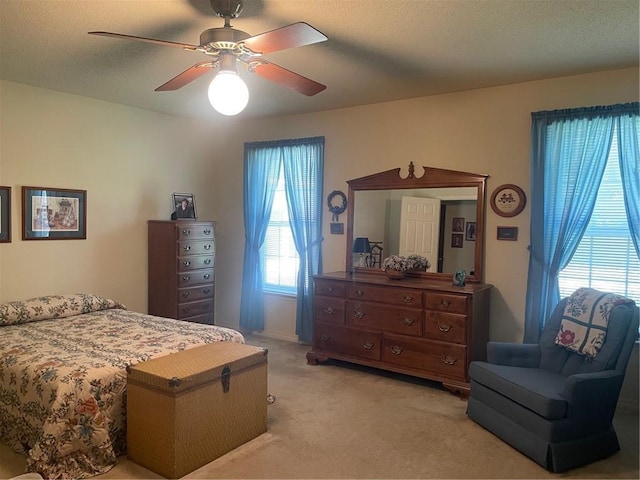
[442, 382, 470, 399]
[306, 351, 328, 365]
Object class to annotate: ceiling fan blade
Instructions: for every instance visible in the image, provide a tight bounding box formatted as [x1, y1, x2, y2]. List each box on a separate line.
[88, 31, 199, 51]
[241, 22, 327, 55]
[155, 62, 215, 91]
[248, 60, 326, 96]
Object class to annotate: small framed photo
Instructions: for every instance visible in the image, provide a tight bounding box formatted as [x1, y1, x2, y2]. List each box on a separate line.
[330, 223, 344, 235]
[22, 186, 86, 240]
[465, 222, 476, 241]
[0, 186, 11, 243]
[497, 226, 518, 241]
[452, 217, 464, 233]
[173, 193, 197, 220]
[451, 233, 464, 248]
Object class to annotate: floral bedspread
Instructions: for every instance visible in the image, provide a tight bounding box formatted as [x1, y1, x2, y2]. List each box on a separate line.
[0, 294, 244, 479]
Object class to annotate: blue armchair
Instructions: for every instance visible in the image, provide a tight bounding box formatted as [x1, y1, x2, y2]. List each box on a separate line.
[467, 297, 639, 472]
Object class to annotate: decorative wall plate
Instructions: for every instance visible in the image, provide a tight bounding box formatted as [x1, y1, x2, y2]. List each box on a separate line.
[490, 184, 526, 217]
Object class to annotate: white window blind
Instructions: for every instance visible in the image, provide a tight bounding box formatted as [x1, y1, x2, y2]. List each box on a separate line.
[558, 132, 640, 301]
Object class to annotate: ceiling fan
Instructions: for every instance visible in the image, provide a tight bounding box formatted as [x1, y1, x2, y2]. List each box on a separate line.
[89, 0, 328, 114]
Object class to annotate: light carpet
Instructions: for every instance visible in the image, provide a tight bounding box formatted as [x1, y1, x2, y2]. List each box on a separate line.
[1, 334, 638, 479]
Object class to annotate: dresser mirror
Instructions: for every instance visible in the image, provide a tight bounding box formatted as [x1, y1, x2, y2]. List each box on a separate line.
[346, 162, 488, 283]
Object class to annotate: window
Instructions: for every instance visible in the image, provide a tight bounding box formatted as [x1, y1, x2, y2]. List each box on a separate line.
[261, 169, 298, 294]
[558, 130, 640, 303]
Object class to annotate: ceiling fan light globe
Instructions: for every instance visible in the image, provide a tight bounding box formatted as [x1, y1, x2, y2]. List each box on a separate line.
[208, 71, 249, 116]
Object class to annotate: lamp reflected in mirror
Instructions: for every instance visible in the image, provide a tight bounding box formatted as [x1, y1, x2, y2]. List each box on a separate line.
[352, 237, 371, 268]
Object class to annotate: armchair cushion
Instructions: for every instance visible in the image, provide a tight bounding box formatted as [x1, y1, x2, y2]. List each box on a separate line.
[468, 362, 567, 419]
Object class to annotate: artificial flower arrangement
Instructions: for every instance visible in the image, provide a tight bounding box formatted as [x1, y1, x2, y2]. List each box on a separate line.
[381, 254, 431, 273]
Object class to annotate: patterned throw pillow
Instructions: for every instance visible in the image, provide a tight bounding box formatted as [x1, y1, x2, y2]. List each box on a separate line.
[555, 287, 633, 358]
[0, 293, 125, 326]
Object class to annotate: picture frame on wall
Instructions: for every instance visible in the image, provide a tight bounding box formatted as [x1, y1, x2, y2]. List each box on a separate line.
[451, 233, 464, 248]
[465, 222, 476, 241]
[173, 193, 197, 220]
[452, 217, 464, 232]
[497, 226, 518, 241]
[0, 186, 11, 243]
[22, 186, 87, 240]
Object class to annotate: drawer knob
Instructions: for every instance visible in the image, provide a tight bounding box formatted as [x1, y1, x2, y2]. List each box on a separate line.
[183, 307, 191, 313]
[182, 229, 191, 236]
[183, 245, 191, 251]
[182, 276, 190, 282]
[352, 311, 365, 319]
[355, 290, 364, 297]
[437, 324, 452, 332]
[363, 341, 374, 350]
[403, 295, 414, 304]
[203, 288, 211, 294]
[320, 334, 331, 342]
[204, 258, 212, 265]
[441, 355, 457, 365]
[402, 317, 415, 327]
[323, 307, 336, 314]
[204, 229, 211, 235]
[325, 286, 335, 293]
[440, 300, 451, 308]
[183, 260, 191, 266]
[204, 244, 212, 250]
[182, 292, 190, 298]
[390, 345, 404, 355]
[204, 274, 211, 279]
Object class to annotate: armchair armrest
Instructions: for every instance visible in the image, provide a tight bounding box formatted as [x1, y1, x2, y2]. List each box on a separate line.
[563, 371, 625, 427]
[487, 341, 541, 367]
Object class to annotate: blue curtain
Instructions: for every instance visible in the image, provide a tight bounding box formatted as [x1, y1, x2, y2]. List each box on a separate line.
[524, 106, 618, 343]
[618, 112, 640, 256]
[282, 137, 325, 343]
[239, 144, 281, 331]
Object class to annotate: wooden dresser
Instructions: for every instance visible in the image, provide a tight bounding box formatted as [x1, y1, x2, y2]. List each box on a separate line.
[148, 220, 216, 325]
[306, 272, 492, 396]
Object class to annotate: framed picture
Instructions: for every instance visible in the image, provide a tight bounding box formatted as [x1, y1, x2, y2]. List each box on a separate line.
[22, 186, 86, 240]
[452, 217, 464, 232]
[173, 193, 197, 220]
[491, 184, 526, 217]
[497, 226, 518, 241]
[451, 233, 464, 248]
[330, 223, 344, 235]
[0, 186, 11, 243]
[465, 222, 476, 241]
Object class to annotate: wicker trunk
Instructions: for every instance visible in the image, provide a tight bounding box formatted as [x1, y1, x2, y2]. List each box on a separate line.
[126, 342, 268, 478]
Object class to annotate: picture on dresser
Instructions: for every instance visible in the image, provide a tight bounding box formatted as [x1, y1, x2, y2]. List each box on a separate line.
[173, 193, 197, 220]
[22, 186, 86, 240]
[0, 186, 11, 243]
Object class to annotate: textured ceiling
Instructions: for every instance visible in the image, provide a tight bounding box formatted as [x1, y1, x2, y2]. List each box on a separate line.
[1, 0, 638, 121]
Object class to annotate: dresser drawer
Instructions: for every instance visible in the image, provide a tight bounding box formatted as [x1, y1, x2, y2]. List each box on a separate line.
[383, 333, 467, 380]
[177, 239, 215, 256]
[176, 224, 215, 241]
[314, 323, 382, 361]
[314, 278, 347, 298]
[178, 284, 214, 304]
[424, 312, 467, 344]
[180, 312, 215, 325]
[314, 296, 345, 325]
[177, 298, 214, 319]
[346, 301, 422, 336]
[177, 254, 214, 271]
[177, 269, 214, 287]
[425, 293, 467, 314]
[348, 284, 423, 308]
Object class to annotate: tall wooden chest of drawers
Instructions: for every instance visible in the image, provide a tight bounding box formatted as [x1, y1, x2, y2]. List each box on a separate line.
[306, 272, 492, 396]
[148, 220, 216, 325]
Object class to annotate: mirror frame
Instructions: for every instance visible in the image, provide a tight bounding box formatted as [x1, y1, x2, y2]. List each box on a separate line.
[346, 162, 489, 283]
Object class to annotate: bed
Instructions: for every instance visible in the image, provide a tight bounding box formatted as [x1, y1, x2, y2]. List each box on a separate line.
[0, 294, 245, 479]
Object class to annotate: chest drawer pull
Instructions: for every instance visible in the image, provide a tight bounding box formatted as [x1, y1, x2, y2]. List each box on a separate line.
[203, 288, 211, 294]
[355, 289, 365, 297]
[204, 274, 211, 279]
[320, 334, 331, 341]
[363, 341, 375, 350]
[440, 300, 451, 308]
[183, 245, 191, 251]
[182, 275, 190, 282]
[182, 229, 191, 236]
[403, 295, 415, 304]
[204, 258, 212, 265]
[437, 324, 452, 332]
[390, 345, 404, 355]
[204, 229, 211, 235]
[352, 311, 365, 319]
[324, 286, 335, 293]
[402, 317, 415, 327]
[182, 292, 190, 298]
[204, 244, 212, 250]
[323, 306, 336, 314]
[441, 355, 457, 365]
